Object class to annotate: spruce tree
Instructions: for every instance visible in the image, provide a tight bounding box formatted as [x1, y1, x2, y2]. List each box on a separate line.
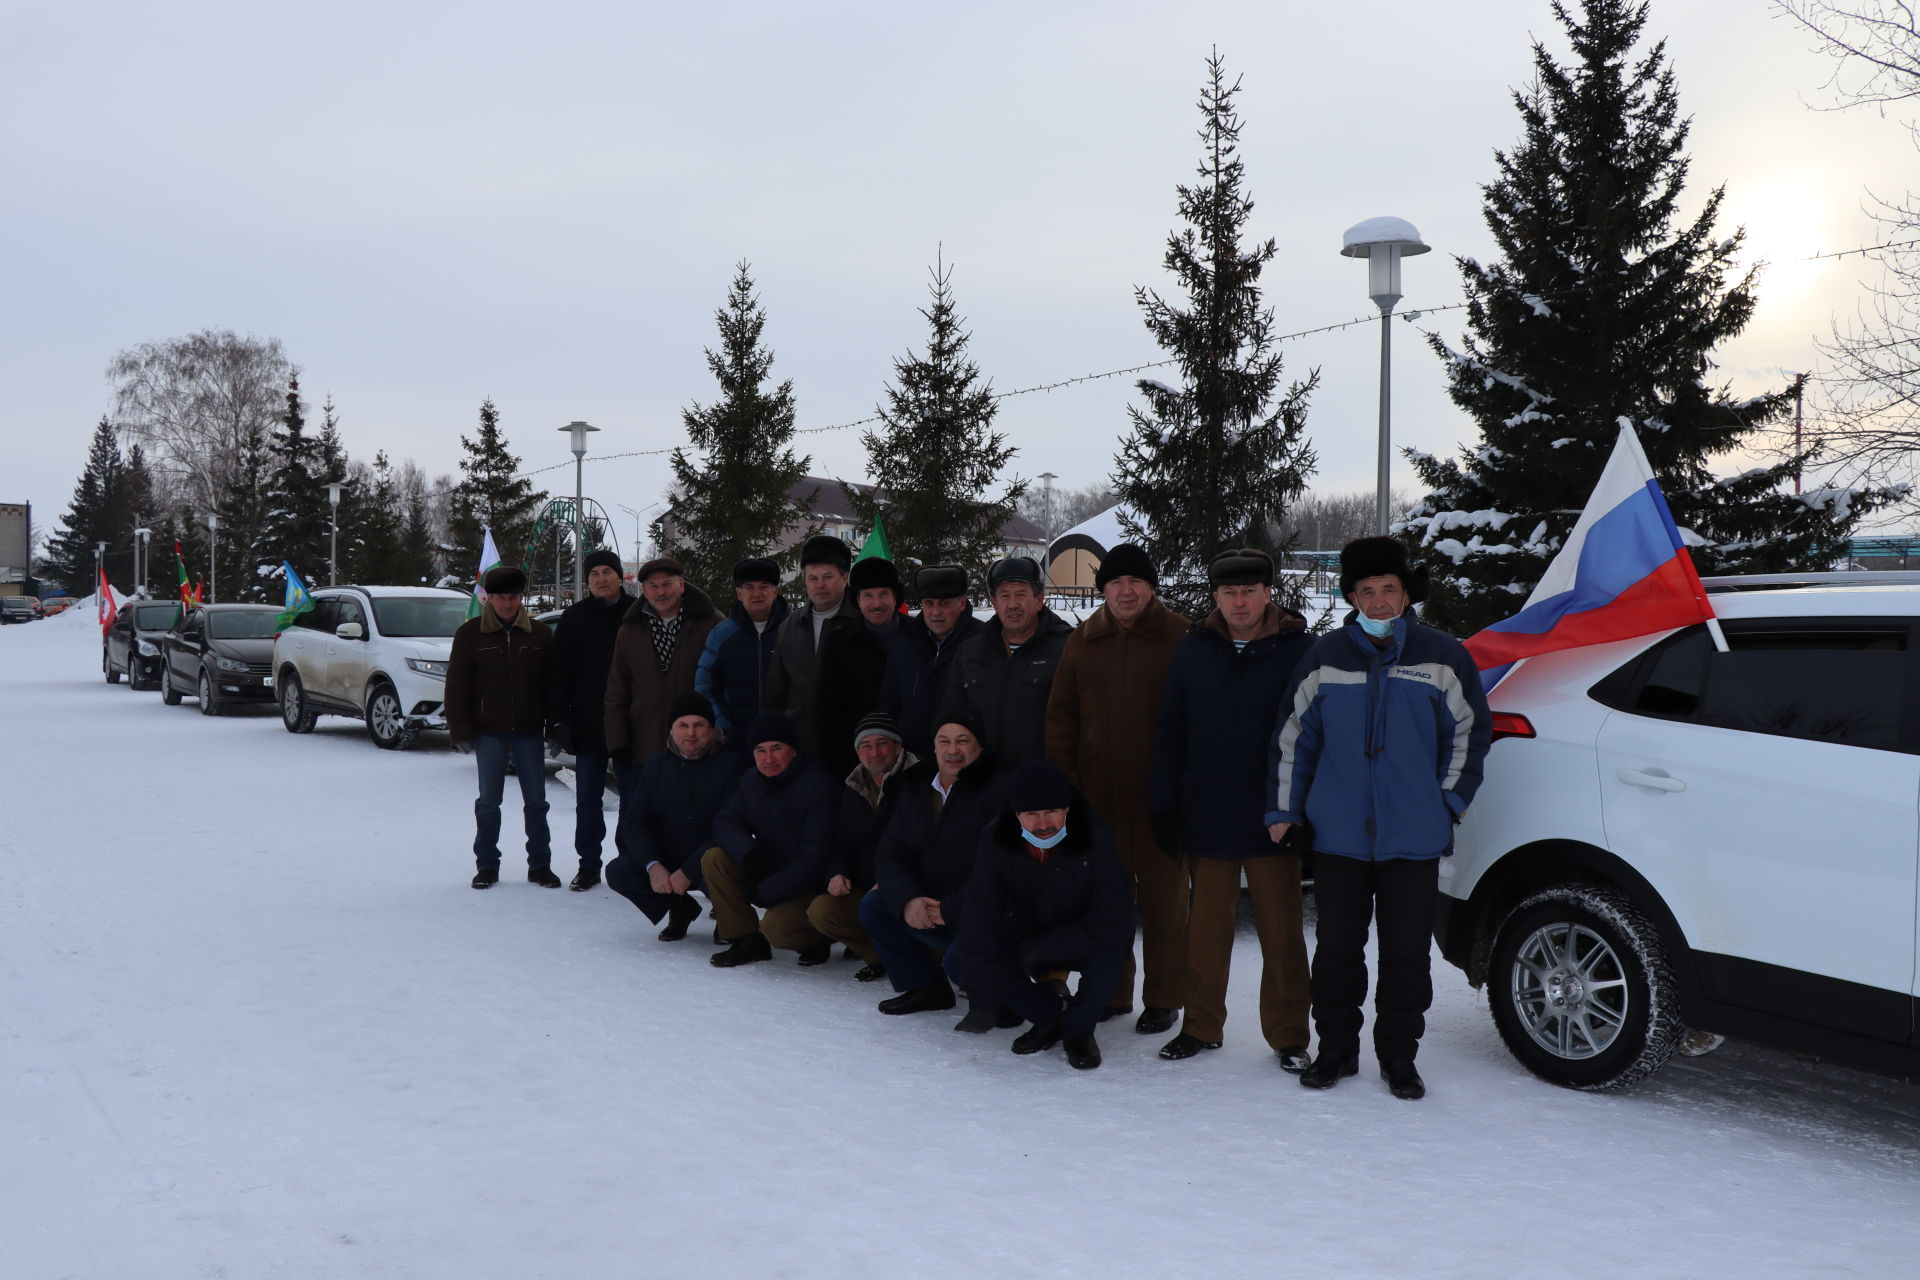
[119, 445, 157, 594]
[348, 450, 409, 584]
[848, 258, 1024, 584]
[399, 464, 439, 585]
[46, 417, 124, 591]
[662, 262, 812, 599]
[1111, 51, 1318, 617]
[215, 418, 275, 601]
[1405, 0, 1898, 635]
[255, 375, 331, 590]
[448, 398, 546, 576]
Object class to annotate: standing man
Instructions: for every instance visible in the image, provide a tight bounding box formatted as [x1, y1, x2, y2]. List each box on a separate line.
[807, 710, 917, 981]
[812, 555, 904, 779]
[604, 557, 721, 768]
[1044, 543, 1189, 1033]
[446, 565, 557, 889]
[546, 547, 631, 891]
[695, 556, 790, 763]
[958, 760, 1135, 1071]
[880, 565, 981, 758]
[603, 692, 745, 941]
[1149, 548, 1317, 1068]
[764, 533, 859, 759]
[1270, 537, 1491, 1101]
[941, 556, 1072, 768]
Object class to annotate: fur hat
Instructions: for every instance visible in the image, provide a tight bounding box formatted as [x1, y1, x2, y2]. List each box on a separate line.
[744, 712, 800, 752]
[666, 691, 715, 726]
[847, 556, 903, 600]
[913, 565, 968, 601]
[1338, 536, 1429, 604]
[1007, 759, 1072, 813]
[583, 548, 623, 576]
[1096, 542, 1157, 590]
[636, 556, 685, 582]
[986, 556, 1042, 593]
[732, 556, 780, 587]
[800, 534, 852, 572]
[482, 565, 527, 594]
[1207, 548, 1274, 588]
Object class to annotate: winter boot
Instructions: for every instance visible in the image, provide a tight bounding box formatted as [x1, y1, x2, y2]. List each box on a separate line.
[1157, 1032, 1222, 1060]
[1065, 1034, 1103, 1070]
[569, 867, 601, 892]
[528, 866, 562, 889]
[710, 933, 773, 968]
[1276, 1045, 1313, 1074]
[1135, 1006, 1179, 1035]
[1300, 1051, 1360, 1090]
[1380, 1059, 1426, 1100]
[878, 978, 956, 1015]
[954, 1004, 1024, 1033]
[796, 941, 833, 967]
[854, 962, 887, 983]
[1011, 1019, 1064, 1056]
[658, 896, 702, 943]
[471, 867, 500, 890]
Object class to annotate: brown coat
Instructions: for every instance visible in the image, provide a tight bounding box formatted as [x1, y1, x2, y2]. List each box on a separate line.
[1044, 595, 1188, 825]
[603, 584, 721, 762]
[445, 605, 553, 744]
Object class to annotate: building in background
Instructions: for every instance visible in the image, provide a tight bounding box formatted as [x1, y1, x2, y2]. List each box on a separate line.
[0, 503, 30, 598]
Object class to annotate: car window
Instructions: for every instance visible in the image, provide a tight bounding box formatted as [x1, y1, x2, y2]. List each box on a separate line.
[372, 596, 471, 638]
[208, 611, 279, 640]
[299, 599, 338, 632]
[135, 604, 182, 631]
[335, 599, 367, 630]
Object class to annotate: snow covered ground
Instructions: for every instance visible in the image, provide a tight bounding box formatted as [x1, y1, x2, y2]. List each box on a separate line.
[4, 608, 1919, 1279]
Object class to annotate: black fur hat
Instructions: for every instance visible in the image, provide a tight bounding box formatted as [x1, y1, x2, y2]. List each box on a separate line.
[800, 534, 852, 572]
[847, 556, 903, 599]
[1339, 536, 1429, 604]
[1207, 548, 1274, 589]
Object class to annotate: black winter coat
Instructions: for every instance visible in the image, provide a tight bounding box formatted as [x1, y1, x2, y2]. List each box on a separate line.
[694, 595, 791, 741]
[812, 618, 898, 780]
[546, 590, 630, 754]
[831, 752, 918, 889]
[938, 609, 1074, 767]
[874, 755, 1007, 918]
[711, 755, 839, 905]
[958, 795, 1135, 974]
[1149, 605, 1315, 860]
[880, 611, 984, 757]
[622, 746, 748, 874]
[764, 595, 863, 760]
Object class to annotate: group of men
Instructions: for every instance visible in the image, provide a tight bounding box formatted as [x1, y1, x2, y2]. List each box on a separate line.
[443, 529, 1491, 1092]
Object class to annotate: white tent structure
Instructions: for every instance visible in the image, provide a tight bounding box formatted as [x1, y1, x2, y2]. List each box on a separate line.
[1044, 503, 1138, 593]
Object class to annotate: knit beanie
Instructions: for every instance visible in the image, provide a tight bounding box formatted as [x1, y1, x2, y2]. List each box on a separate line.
[852, 709, 903, 751]
[667, 691, 715, 726]
[933, 712, 991, 751]
[1096, 542, 1157, 590]
[745, 711, 800, 752]
[1007, 759, 1071, 813]
[583, 548, 623, 575]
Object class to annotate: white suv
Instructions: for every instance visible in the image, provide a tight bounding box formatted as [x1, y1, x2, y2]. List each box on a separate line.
[273, 585, 470, 749]
[1439, 573, 1920, 1090]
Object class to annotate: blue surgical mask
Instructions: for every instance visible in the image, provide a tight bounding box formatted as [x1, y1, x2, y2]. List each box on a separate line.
[1025, 826, 1069, 850]
[1358, 611, 1399, 639]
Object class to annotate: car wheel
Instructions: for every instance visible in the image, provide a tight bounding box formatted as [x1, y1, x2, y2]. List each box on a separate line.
[365, 681, 409, 749]
[198, 669, 220, 717]
[105, 651, 122, 683]
[1488, 885, 1682, 1091]
[161, 670, 183, 705]
[280, 671, 318, 734]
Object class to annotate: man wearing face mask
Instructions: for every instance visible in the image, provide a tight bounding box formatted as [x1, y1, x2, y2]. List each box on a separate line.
[1268, 536, 1491, 1101]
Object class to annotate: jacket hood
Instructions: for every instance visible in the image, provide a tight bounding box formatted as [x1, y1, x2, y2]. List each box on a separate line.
[1196, 601, 1303, 645]
[730, 594, 791, 628]
[479, 605, 534, 634]
[989, 792, 1096, 856]
[1080, 595, 1186, 644]
[622, 581, 718, 627]
[845, 748, 920, 797]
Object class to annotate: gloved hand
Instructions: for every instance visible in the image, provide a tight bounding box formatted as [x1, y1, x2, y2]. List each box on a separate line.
[547, 722, 575, 757]
[452, 738, 475, 756]
[1150, 812, 1182, 859]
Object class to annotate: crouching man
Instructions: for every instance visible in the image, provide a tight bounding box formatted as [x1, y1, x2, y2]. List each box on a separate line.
[808, 712, 917, 981]
[604, 692, 746, 941]
[701, 713, 839, 969]
[958, 760, 1135, 1070]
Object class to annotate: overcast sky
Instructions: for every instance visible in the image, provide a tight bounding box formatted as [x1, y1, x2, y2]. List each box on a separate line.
[3, 0, 1907, 555]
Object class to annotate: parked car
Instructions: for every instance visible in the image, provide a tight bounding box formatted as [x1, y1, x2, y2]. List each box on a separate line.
[160, 603, 282, 715]
[102, 600, 184, 688]
[274, 585, 469, 749]
[40, 597, 77, 616]
[0, 596, 36, 624]
[1437, 572, 1920, 1090]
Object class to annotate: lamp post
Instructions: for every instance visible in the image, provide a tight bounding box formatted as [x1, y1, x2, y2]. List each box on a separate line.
[557, 420, 600, 602]
[1341, 217, 1431, 535]
[327, 482, 344, 584]
[133, 527, 151, 598]
[205, 513, 220, 604]
[94, 541, 107, 596]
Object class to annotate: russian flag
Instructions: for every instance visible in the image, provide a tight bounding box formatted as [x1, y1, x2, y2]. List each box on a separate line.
[1464, 424, 1717, 691]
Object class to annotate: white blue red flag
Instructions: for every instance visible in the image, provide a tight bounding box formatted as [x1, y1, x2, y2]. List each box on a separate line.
[1464, 424, 1718, 691]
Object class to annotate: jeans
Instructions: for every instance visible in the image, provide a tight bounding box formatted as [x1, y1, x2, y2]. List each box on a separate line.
[858, 888, 963, 993]
[473, 731, 551, 870]
[570, 749, 640, 872]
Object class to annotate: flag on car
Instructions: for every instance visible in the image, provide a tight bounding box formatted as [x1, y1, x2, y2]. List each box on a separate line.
[275, 562, 315, 632]
[1463, 423, 1719, 692]
[467, 528, 503, 620]
[173, 541, 194, 607]
[97, 567, 116, 636]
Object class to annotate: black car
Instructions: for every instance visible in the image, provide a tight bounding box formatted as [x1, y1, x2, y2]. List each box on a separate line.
[160, 604, 281, 715]
[103, 600, 184, 689]
[0, 596, 36, 624]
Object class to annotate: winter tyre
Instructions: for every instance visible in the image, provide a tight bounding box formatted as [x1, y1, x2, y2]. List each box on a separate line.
[105, 652, 121, 684]
[161, 671, 183, 705]
[365, 681, 410, 749]
[198, 668, 220, 717]
[1489, 884, 1682, 1091]
[280, 671, 318, 734]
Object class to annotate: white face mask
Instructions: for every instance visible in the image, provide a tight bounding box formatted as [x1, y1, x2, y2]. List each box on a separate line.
[1358, 611, 1400, 639]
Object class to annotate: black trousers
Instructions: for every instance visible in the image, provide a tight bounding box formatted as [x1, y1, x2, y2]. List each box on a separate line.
[604, 852, 706, 925]
[973, 942, 1129, 1039]
[1309, 852, 1439, 1064]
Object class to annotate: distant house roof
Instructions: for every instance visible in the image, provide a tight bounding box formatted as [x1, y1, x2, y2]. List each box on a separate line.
[788, 477, 1045, 543]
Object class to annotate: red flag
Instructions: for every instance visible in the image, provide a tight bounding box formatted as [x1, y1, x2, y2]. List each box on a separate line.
[97, 567, 117, 636]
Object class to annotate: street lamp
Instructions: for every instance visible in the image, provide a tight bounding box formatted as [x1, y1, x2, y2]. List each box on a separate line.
[557, 420, 599, 602]
[133, 527, 151, 598]
[205, 512, 220, 604]
[94, 541, 107, 596]
[327, 482, 345, 585]
[1342, 217, 1431, 535]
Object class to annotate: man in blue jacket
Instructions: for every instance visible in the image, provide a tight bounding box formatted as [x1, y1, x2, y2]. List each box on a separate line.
[694, 556, 790, 764]
[1268, 537, 1491, 1100]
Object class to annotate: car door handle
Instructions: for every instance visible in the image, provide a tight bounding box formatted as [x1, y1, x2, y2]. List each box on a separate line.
[1617, 769, 1687, 793]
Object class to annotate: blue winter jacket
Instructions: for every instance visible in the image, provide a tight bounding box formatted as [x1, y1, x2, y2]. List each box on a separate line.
[695, 596, 791, 740]
[1266, 614, 1492, 861]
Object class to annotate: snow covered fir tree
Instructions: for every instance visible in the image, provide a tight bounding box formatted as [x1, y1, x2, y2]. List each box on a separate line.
[847, 258, 1023, 581]
[1404, 0, 1898, 635]
[253, 376, 332, 595]
[448, 398, 546, 581]
[660, 262, 812, 601]
[1111, 50, 1317, 618]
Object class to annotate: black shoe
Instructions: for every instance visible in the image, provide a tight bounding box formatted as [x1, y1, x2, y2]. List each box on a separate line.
[954, 1007, 999, 1033]
[878, 979, 956, 1015]
[796, 941, 833, 967]
[1065, 1034, 1102, 1070]
[1276, 1045, 1312, 1074]
[471, 868, 499, 890]
[854, 963, 886, 983]
[1300, 1052, 1360, 1090]
[1381, 1059, 1426, 1100]
[1135, 1006, 1179, 1035]
[1158, 1032, 1222, 1060]
[710, 933, 773, 968]
[1012, 1020, 1064, 1056]
[569, 867, 600, 892]
[529, 866, 562, 889]
[658, 896, 702, 942]
[1099, 1004, 1133, 1024]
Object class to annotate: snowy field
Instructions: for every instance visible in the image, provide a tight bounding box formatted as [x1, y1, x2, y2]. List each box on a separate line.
[4, 608, 1919, 1279]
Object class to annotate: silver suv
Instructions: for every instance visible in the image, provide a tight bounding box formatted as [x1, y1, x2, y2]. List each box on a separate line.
[273, 585, 470, 749]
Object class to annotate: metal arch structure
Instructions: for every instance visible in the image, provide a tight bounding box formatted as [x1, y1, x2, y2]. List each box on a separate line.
[520, 495, 624, 608]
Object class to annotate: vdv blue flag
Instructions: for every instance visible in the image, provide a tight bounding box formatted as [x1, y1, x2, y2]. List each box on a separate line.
[275, 561, 315, 632]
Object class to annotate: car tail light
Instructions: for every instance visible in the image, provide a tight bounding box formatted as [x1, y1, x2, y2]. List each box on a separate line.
[1490, 711, 1536, 741]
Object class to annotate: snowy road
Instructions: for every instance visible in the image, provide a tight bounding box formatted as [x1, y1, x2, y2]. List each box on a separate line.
[4, 610, 1918, 1279]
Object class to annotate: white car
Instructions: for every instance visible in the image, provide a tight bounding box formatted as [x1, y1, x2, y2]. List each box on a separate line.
[274, 585, 470, 749]
[1438, 572, 1920, 1089]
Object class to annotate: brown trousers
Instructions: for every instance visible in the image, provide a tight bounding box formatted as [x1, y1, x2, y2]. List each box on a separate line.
[806, 889, 879, 965]
[700, 846, 825, 954]
[1110, 817, 1192, 1012]
[1181, 854, 1310, 1050]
